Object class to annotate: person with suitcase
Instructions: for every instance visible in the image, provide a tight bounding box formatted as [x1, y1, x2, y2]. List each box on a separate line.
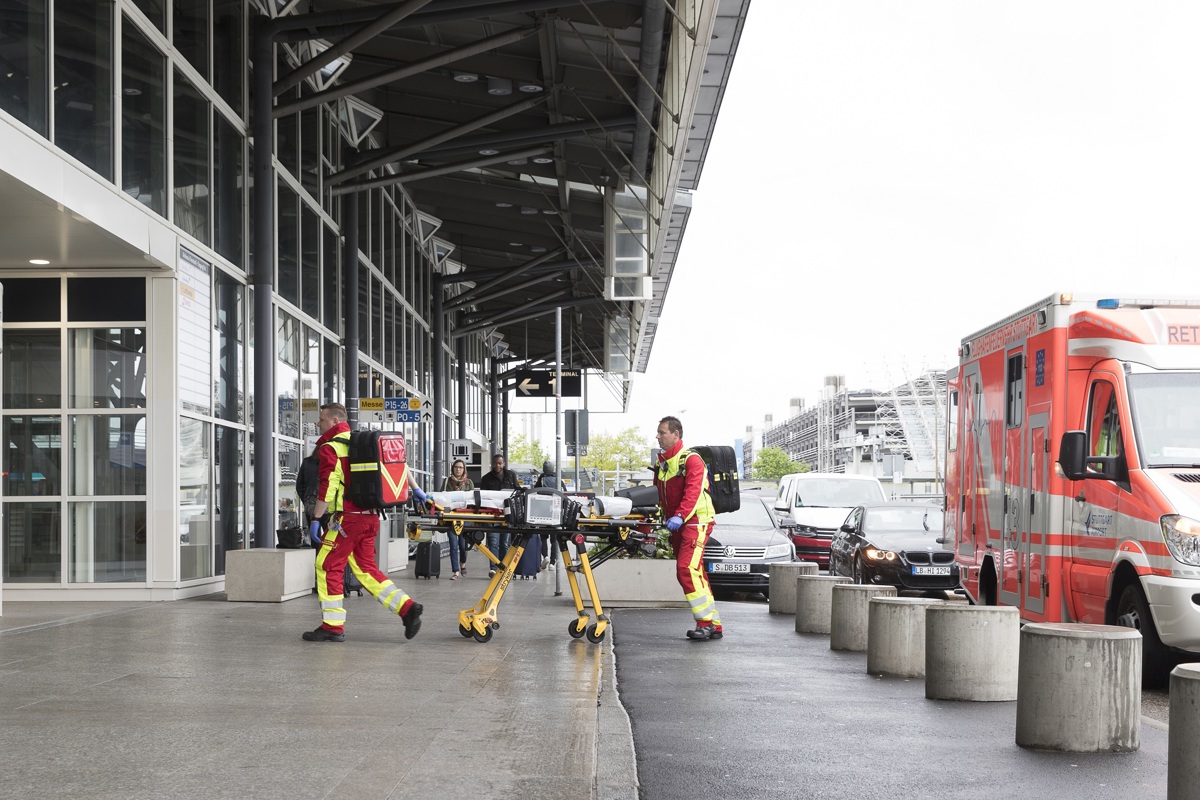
[302, 402, 425, 643]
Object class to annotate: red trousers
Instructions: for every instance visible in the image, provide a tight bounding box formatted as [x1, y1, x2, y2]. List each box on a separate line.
[669, 521, 722, 628]
[314, 512, 413, 634]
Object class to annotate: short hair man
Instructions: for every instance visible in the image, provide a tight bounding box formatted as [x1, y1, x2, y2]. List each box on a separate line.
[303, 402, 424, 642]
[478, 453, 520, 575]
[653, 415, 723, 640]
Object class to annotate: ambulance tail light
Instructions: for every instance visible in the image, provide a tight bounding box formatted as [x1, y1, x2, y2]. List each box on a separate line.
[1161, 514, 1200, 567]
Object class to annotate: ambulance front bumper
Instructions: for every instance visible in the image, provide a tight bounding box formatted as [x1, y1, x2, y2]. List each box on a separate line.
[1142, 574, 1200, 651]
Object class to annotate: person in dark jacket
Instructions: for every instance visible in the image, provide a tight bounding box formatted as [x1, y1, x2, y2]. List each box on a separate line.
[296, 451, 320, 545]
[479, 453, 519, 576]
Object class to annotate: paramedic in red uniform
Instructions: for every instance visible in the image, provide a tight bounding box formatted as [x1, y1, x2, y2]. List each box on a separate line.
[654, 415, 723, 640]
[302, 402, 424, 643]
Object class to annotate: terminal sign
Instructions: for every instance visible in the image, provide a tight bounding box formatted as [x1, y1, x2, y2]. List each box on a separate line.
[514, 369, 582, 398]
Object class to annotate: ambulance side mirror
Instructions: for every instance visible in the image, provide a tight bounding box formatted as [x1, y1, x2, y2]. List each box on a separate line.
[1059, 430, 1125, 482]
[1058, 431, 1089, 480]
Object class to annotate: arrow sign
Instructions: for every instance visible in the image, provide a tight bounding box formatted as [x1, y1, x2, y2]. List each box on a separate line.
[514, 369, 582, 398]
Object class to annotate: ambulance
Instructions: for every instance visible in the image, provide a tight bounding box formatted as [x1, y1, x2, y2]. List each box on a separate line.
[946, 292, 1200, 686]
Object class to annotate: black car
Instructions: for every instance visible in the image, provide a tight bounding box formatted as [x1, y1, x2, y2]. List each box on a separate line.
[829, 503, 959, 592]
[702, 494, 797, 597]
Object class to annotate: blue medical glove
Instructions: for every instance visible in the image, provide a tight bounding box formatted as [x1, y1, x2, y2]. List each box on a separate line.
[308, 519, 323, 545]
[665, 515, 684, 532]
[412, 486, 428, 505]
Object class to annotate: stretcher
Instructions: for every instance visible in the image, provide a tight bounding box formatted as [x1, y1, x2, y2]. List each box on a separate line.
[406, 487, 661, 643]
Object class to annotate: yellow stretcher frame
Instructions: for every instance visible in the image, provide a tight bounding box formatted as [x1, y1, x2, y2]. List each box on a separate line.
[408, 509, 656, 644]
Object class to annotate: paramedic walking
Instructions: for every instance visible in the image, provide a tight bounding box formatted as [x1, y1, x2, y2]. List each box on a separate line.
[303, 402, 424, 642]
[654, 416, 723, 640]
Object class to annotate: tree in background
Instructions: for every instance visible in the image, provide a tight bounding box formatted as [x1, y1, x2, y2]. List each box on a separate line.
[507, 433, 550, 466]
[580, 427, 655, 472]
[753, 447, 807, 481]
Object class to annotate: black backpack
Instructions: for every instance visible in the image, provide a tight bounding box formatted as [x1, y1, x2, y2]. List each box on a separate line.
[339, 430, 411, 510]
[682, 445, 741, 514]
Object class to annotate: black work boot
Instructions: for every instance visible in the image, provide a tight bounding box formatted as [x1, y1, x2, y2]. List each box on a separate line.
[302, 626, 345, 642]
[401, 602, 423, 640]
[686, 625, 723, 641]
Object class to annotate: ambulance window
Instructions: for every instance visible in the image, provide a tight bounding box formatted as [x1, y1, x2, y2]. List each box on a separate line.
[1088, 381, 1123, 460]
[948, 390, 959, 452]
[1006, 353, 1024, 428]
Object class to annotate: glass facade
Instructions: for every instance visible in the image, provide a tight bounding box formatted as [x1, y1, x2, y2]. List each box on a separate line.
[0, 1, 494, 596]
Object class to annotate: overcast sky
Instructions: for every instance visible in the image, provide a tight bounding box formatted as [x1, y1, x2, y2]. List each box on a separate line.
[519, 1, 1200, 454]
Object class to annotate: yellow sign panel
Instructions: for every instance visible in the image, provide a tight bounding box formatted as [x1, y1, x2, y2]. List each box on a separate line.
[360, 397, 385, 410]
[409, 398, 421, 410]
[301, 399, 318, 411]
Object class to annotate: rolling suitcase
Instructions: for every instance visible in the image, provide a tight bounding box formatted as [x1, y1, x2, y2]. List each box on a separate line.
[344, 564, 364, 596]
[415, 540, 441, 579]
[515, 534, 543, 579]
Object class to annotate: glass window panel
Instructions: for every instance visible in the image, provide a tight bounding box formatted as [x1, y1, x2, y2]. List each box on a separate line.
[129, 0, 165, 31]
[180, 417, 212, 580]
[179, 250, 212, 415]
[70, 328, 147, 409]
[301, 203, 320, 318]
[4, 330, 61, 408]
[4, 502, 61, 582]
[301, 327, 319, 438]
[214, 112, 244, 265]
[173, 0, 209, 80]
[371, 274, 382, 362]
[214, 424, 244, 574]
[3, 277, 60, 322]
[357, 191, 371, 267]
[300, 103, 320, 196]
[278, 438, 300, 530]
[122, 21, 167, 214]
[69, 500, 146, 583]
[386, 295, 397, 373]
[215, 270, 244, 423]
[278, 180, 299, 307]
[277, 311, 300, 438]
[322, 337, 339, 404]
[55, 1, 113, 178]
[322, 220, 338, 330]
[212, 0, 243, 116]
[70, 414, 147, 495]
[357, 266, 370, 361]
[0, 0, 49, 135]
[173, 69, 211, 244]
[384, 206, 396, 287]
[3, 415, 62, 496]
[67, 277, 145, 321]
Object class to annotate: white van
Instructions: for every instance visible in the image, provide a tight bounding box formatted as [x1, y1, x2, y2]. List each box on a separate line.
[773, 473, 888, 568]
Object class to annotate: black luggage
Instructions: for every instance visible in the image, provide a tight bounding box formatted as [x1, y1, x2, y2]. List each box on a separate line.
[415, 540, 440, 579]
[515, 533, 543, 578]
[344, 564, 364, 596]
[686, 445, 741, 514]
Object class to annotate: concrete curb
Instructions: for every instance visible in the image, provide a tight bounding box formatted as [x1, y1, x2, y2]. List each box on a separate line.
[595, 632, 640, 799]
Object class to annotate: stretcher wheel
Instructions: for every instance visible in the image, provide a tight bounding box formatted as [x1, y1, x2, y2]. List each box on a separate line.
[585, 623, 605, 644]
[472, 626, 494, 643]
[459, 623, 473, 638]
[568, 619, 587, 639]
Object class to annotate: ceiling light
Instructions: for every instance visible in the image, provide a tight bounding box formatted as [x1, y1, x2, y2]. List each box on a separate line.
[520, 206, 537, 215]
[532, 156, 553, 164]
[487, 77, 512, 96]
[509, 242, 523, 247]
[506, 157, 528, 166]
[531, 246, 547, 253]
[517, 81, 543, 93]
[542, 208, 557, 215]
[495, 201, 513, 208]
[452, 71, 478, 83]
[29, 259, 49, 265]
[479, 148, 500, 156]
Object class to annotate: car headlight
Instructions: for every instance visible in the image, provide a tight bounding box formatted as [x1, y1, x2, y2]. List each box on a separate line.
[764, 543, 792, 559]
[1161, 514, 1200, 566]
[863, 547, 897, 562]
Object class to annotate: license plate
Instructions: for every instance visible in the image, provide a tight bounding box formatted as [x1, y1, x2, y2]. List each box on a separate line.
[709, 562, 750, 573]
[912, 565, 952, 576]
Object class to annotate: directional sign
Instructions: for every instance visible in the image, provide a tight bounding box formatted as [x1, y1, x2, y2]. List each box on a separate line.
[514, 369, 582, 398]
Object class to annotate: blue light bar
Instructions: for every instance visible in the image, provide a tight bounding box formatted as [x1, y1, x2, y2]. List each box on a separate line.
[1096, 298, 1120, 309]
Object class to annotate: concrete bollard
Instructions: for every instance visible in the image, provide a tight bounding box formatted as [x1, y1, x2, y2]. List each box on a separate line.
[1015, 623, 1141, 752]
[830, 584, 896, 652]
[768, 562, 820, 615]
[867, 597, 945, 677]
[1169, 663, 1200, 797]
[925, 605, 1020, 701]
[795, 575, 853, 634]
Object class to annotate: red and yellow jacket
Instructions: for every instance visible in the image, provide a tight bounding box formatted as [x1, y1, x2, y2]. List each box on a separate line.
[316, 422, 368, 513]
[654, 440, 715, 526]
